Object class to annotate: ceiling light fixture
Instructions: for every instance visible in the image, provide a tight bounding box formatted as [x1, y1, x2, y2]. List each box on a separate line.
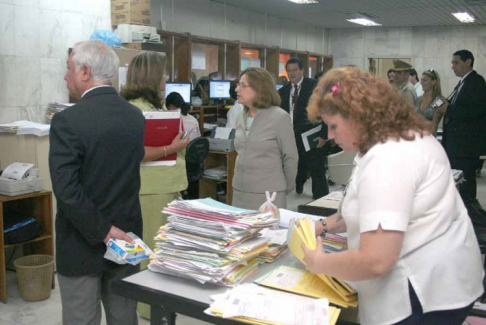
[452, 12, 475, 23]
[346, 18, 381, 26]
[288, 0, 319, 4]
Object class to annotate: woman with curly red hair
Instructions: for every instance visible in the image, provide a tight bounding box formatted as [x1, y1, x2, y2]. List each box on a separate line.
[301, 67, 483, 325]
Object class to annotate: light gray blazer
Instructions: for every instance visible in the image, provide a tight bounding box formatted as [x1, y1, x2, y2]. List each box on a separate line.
[232, 106, 298, 194]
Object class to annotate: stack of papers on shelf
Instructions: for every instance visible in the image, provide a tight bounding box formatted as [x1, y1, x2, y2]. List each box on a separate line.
[46, 102, 73, 123]
[149, 198, 280, 286]
[205, 283, 340, 325]
[0, 121, 50, 136]
[203, 166, 227, 179]
[287, 218, 357, 308]
[257, 228, 288, 263]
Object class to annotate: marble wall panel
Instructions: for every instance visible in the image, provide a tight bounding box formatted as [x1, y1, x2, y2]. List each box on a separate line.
[0, 4, 15, 56]
[0, 107, 18, 123]
[39, 0, 60, 10]
[40, 9, 63, 58]
[40, 57, 67, 106]
[14, 5, 40, 57]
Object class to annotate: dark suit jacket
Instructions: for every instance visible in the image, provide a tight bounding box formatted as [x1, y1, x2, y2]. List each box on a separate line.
[279, 77, 327, 149]
[442, 70, 486, 158]
[49, 87, 145, 276]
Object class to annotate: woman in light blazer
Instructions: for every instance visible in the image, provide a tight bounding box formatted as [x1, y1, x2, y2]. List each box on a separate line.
[232, 67, 298, 210]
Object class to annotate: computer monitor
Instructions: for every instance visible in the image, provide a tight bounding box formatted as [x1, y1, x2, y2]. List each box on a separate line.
[276, 84, 284, 90]
[165, 83, 192, 104]
[209, 80, 231, 100]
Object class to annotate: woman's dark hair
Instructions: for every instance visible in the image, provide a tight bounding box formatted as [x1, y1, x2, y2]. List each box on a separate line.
[166, 92, 189, 115]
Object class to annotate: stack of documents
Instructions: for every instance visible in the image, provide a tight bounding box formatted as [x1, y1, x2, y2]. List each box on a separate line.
[322, 233, 347, 253]
[149, 198, 280, 285]
[287, 218, 358, 308]
[203, 166, 227, 179]
[0, 121, 50, 136]
[205, 283, 340, 325]
[46, 102, 73, 123]
[257, 228, 288, 263]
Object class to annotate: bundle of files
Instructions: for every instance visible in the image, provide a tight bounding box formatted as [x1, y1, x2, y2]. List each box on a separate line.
[256, 228, 288, 263]
[46, 102, 73, 124]
[287, 218, 358, 308]
[205, 283, 340, 325]
[0, 120, 50, 136]
[203, 166, 227, 179]
[322, 233, 347, 253]
[149, 198, 280, 286]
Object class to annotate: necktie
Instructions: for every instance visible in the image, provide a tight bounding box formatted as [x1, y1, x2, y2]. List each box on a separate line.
[450, 80, 463, 104]
[292, 84, 299, 114]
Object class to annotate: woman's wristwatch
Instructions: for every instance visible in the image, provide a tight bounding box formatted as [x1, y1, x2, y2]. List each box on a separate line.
[319, 218, 328, 238]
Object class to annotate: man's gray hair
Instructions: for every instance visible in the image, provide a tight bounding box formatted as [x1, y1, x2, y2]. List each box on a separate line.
[72, 40, 119, 84]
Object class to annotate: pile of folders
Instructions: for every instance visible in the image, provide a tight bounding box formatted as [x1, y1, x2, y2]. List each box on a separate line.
[149, 198, 279, 286]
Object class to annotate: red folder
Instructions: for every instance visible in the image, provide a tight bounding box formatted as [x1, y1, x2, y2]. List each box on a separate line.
[142, 111, 181, 166]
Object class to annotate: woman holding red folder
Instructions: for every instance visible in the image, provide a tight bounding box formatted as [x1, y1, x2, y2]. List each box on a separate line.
[121, 51, 189, 319]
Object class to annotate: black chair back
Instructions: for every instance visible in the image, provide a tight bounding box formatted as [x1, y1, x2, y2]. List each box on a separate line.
[185, 137, 209, 183]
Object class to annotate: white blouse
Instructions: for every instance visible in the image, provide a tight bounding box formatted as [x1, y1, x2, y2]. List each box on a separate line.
[342, 134, 483, 325]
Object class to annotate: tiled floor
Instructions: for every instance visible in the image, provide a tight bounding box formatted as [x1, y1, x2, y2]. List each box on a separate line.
[1, 172, 485, 325]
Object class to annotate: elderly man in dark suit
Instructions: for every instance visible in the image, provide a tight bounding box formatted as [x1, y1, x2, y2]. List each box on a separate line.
[436, 49, 486, 227]
[49, 40, 145, 325]
[279, 57, 329, 199]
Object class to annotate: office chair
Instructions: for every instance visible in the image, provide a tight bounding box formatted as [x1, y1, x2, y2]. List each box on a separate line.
[184, 137, 209, 199]
[327, 151, 356, 186]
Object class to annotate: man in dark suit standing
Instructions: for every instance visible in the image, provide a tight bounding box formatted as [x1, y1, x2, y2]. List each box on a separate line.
[437, 49, 486, 226]
[279, 57, 329, 199]
[49, 40, 145, 325]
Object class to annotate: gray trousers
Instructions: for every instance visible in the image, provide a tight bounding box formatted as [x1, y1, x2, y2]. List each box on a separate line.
[58, 263, 139, 325]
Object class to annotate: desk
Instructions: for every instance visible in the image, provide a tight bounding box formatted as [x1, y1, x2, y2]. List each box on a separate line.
[111, 253, 359, 325]
[298, 196, 340, 217]
[199, 151, 237, 205]
[190, 105, 230, 132]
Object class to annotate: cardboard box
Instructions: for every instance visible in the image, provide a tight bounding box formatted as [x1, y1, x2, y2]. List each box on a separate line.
[111, 0, 151, 27]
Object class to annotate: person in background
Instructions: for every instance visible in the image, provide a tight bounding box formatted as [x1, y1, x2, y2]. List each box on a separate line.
[120, 51, 189, 319]
[408, 68, 424, 97]
[233, 67, 298, 210]
[314, 71, 325, 80]
[49, 40, 144, 325]
[279, 57, 329, 199]
[387, 68, 395, 84]
[436, 49, 486, 227]
[192, 79, 209, 106]
[226, 83, 244, 129]
[166, 91, 201, 142]
[391, 60, 418, 106]
[279, 75, 289, 86]
[416, 69, 445, 134]
[302, 66, 483, 325]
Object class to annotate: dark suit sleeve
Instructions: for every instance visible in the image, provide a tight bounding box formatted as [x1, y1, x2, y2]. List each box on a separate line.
[447, 75, 486, 122]
[49, 113, 112, 246]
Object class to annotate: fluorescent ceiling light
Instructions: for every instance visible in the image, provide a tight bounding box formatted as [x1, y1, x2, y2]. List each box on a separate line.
[452, 12, 475, 23]
[288, 0, 318, 4]
[347, 18, 381, 26]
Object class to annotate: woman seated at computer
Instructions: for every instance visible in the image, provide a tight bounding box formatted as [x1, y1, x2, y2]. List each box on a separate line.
[417, 69, 445, 134]
[120, 51, 189, 319]
[166, 92, 201, 142]
[232, 67, 298, 210]
[301, 67, 483, 325]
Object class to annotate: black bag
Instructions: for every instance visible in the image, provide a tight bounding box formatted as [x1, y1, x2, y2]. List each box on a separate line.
[3, 207, 42, 245]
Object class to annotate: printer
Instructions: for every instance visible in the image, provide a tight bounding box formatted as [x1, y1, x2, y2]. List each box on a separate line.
[208, 127, 235, 152]
[115, 24, 161, 44]
[0, 162, 43, 196]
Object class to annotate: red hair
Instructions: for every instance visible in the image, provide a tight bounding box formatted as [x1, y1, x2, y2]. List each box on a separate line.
[307, 67, 432, 154]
